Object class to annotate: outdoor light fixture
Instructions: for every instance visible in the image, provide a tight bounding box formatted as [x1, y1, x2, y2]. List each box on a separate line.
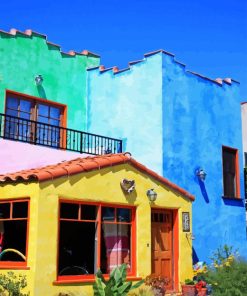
[146, 189, 157, 202]
[196, 168, 207, 181]
[35, 74, 43, 86]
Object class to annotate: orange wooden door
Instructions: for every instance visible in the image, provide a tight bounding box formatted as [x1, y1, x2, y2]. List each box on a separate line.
[151, 210, 173, 290]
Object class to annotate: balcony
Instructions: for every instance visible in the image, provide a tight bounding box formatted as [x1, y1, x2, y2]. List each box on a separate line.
[0, 113, 122, 155]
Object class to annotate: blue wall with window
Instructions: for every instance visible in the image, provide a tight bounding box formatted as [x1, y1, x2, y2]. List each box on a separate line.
[87, 51, 247, 262]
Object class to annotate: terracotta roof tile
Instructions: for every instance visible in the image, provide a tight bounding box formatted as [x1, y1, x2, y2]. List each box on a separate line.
[0, 153, 194, 201]
[86, 49, 238, 87]
[0, 28, 100, 58]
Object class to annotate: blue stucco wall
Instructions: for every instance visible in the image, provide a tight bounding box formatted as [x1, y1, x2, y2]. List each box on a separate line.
[87, 51, 247, 262]
[87, 53, 164, 175]
[162, 54, 246, 261]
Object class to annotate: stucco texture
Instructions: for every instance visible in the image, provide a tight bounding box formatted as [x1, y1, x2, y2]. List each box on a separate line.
[87, 54, 163, 176]
[161, 54, 246, 261]
[87, 51, 247, 262]
[0, 31, 99, 130]
[0, 162, 193, 295]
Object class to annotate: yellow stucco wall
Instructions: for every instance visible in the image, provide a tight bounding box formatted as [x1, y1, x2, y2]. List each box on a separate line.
[0, 164, 193, 296]
[0, 182, 39, 296]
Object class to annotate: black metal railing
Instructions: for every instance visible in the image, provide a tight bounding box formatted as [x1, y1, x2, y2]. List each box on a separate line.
[0, 113, 122, 155]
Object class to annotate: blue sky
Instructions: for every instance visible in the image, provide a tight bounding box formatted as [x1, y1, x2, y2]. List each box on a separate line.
[1, 0, 247, 98]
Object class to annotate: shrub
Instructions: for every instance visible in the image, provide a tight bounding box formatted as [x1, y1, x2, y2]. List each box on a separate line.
[202, 245, 247, 296]
[0, 272, 29, 296]
[205, 259, 247, 296]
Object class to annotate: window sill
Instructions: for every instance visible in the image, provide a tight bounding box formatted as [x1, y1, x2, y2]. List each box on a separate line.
[0, 266, 30, 270]
[53, 276, 142, 285]
[222, 196, 243, 201]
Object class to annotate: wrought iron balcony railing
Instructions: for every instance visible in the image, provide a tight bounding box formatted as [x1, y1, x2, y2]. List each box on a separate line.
[0, 113, 122, 155]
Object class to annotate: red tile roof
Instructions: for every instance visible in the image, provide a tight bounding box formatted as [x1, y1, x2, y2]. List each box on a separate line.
[0, 153, 194, 201]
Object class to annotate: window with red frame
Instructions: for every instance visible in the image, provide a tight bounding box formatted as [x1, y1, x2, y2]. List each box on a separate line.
[222, 147, 239, 198]
[58, 202, 135, 278]
[0, 200, 29, 265]
[5, 91, 65, 147]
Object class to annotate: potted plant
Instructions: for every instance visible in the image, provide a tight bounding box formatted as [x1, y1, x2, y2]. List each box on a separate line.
[181, 279, 196, 296]
[145, 275, 170, 296]
[195, 280, 207, 296]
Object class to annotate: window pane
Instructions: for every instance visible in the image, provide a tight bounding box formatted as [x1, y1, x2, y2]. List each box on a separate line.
[58, 221, 96, 275]
[223, 148, 237, 197]
[6, 109, 18, 117]
[102, 207, 115, 221]
[117, 208, 131, 222]
[20, 100, 31, 112]
[81, 205, 97, 220]
[50, 118, 60, 126]
[50, 107, 61, 119]
[0, 203, 10, 219]
[38, 116, 49, 124]
[60, 203, 79, 219]
[6, 97, 18, 109]
[19, 111, 31, 120]
[38, 104, 49, 117]
[101, 223, 131, 273]
[0, 220, 27, 261]
[13, 202, 28, 218]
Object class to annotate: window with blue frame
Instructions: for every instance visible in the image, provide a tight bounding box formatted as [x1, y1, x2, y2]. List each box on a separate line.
[4, 91, 65, 147]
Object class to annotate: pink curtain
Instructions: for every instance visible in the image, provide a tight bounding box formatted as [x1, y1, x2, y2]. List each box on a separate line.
[103, 223, 130, 272]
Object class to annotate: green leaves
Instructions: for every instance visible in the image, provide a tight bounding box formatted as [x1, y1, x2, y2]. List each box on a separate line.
[0, 272, 29, 296]
[93, 264, 144, 296]
[204, 245, 247, 296]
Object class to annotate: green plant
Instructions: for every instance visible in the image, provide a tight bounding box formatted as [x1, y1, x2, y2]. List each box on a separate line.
[203, 245, 247, 296]
[210, 244, 236, 268]
[93, 264, 144, 296]
[0, 272, 29, 296]
[184, 279, 195, 285]
[145, 275, 169, 296]
[128, 286, 154, 296]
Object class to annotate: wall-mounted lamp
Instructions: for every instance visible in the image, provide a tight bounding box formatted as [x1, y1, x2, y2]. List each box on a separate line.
[35, 74, 43, 86]
[196, 168, 207, 181]
[146, 189, 157, 202]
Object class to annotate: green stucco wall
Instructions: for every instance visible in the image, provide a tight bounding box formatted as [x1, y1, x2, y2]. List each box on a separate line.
[0, 30, 99, 130]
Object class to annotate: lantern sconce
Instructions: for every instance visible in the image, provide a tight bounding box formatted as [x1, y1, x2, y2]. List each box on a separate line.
[35, 74, 43, 86]
[196, 168, 207, 181]
[146, 189, 157, 202]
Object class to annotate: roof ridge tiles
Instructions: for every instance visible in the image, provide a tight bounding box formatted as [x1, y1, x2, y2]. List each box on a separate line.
[114, 67, 131, 75]
[87, 66, 101, 71]
[186, 70, 222, 86]
[128, 59, 144, 66]
[0, 28, 100, 59]
[85, 49, 237, 86]
[10, 28, 30, 37]
[81, 50, 100, 58]
[144, 49, 175, 58]
[100, 67, 114, 73]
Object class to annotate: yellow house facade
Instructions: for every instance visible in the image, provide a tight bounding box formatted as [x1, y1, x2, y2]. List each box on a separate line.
[0, 153, 194, 295]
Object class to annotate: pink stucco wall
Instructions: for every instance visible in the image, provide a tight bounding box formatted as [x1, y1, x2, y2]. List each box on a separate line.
[0, 139, 87, 174]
